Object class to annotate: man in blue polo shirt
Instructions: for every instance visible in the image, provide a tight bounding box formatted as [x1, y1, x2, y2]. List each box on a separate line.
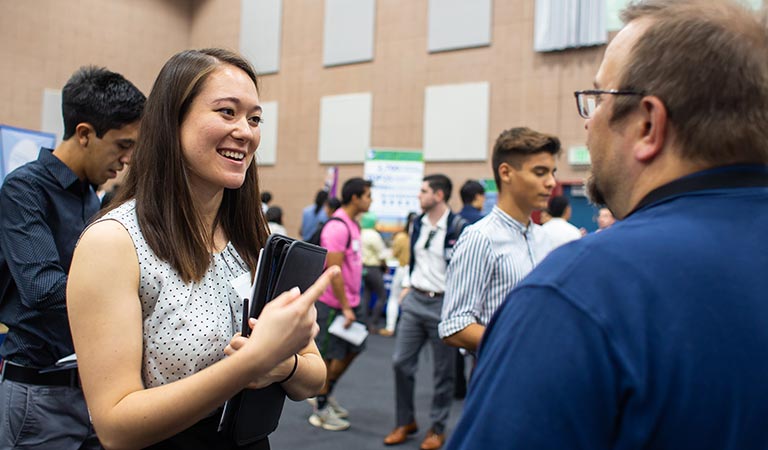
[0, 66, 144, 449]
[446, 1, 768, 449]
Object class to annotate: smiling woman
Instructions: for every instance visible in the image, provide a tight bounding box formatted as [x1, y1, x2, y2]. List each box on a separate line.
[180, 65, 263, 196]
[65, 49, 335, 450]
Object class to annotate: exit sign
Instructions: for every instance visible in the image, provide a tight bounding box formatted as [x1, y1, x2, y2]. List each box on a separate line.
[568, 146, 591, 166]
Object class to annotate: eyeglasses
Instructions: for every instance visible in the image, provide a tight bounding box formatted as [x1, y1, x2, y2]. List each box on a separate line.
[573, 89, 645, 119]
[423, 229, 437, 249]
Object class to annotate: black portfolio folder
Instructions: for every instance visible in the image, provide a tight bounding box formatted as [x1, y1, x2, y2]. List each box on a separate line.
[219, 234, 327, 444]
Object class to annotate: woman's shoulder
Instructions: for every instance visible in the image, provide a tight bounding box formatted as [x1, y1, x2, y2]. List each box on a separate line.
[81, 200, 140, 255]
[100, 199, 137, 222]
[76, 216, 137, 272]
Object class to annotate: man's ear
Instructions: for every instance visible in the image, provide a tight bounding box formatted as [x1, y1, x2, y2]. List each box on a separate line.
[634, 96, 668, 162]
[434, 188, 446, 203]
[75, 123, 95, 147]
[497, 162, 514, 185]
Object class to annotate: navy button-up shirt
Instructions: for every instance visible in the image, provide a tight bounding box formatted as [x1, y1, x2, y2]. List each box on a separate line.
[0, 147, 100, 368]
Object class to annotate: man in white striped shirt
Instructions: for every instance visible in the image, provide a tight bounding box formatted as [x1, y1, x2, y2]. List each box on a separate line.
[439, 127, 560, 352]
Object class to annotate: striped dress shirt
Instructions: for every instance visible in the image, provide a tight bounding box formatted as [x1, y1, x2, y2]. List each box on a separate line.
[439, 205, 553, 339]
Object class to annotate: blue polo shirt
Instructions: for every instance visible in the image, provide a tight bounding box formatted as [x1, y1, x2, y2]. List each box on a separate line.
[447, 165, 768, 450]
[0, 148, 100, 368]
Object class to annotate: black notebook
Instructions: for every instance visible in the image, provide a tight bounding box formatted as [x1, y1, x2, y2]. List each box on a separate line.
[219, 234, 327, 444]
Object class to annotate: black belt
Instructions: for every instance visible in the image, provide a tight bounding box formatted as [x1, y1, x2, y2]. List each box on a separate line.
[412, 287, 444, 298]
[0, 361, 80, 388]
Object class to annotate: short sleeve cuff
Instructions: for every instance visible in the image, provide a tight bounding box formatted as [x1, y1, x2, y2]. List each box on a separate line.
[438, 315, 476, 339]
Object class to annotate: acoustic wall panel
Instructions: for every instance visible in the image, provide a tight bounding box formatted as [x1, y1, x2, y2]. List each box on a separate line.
[318, 93, 372, 163]
[423, 82, 489, 162]
[428, 0, 492, 53]
[323, 0, 375, 67]
[41, 88, 63, 146]
[534, 0, 606, 52]
[257, 101, 277, 165]
[240, 0, 283, 74]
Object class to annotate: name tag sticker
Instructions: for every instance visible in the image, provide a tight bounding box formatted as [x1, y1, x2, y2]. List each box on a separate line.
[231, 271, 254, 300]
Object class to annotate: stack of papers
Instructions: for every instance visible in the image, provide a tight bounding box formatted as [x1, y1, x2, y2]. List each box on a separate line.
[328, 316, 369, 346]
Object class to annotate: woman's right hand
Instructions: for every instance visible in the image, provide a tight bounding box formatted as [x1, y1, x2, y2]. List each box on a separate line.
[225, 332, 295, 388]
[243, 266, 339, 371]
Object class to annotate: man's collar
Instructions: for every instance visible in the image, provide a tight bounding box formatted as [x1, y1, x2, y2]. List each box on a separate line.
[39, 147, 82, 190]
[422, 208, 450, 229]
[627, 164, 768, 218]
[492, 205, 531, 233]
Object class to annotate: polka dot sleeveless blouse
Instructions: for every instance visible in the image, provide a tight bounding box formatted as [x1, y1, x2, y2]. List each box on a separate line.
[99, 200, 248, 388]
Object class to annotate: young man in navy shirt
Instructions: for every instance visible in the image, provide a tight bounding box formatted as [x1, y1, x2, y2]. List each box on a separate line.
[0, 66, 144, 449]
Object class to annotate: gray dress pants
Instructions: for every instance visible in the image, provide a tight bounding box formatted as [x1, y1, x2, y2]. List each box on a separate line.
[0, 379, 101, 449]
[392, 289, 456, 434]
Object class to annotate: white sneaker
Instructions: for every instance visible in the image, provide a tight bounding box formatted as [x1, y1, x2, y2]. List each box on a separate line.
[327, 396, 349, 419]
[306, 396, 349, 419]
[308, 406, 351, 431]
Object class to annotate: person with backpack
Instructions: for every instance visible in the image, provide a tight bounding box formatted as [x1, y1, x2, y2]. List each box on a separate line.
[305, 196, 343, 247]
[299, 190, 329, 241]
[383, 174, 467, 450]
[309, 177, 372, 431]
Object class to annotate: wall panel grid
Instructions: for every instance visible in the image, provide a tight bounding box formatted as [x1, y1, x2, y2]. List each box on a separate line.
[423, 82, 489, 162]
[318, 93, 372, 164]
[534, 0, 606, 52]
[240, 0, 283, 75]
[257, 101, 278, 165]
[41, 89, 63, 146]
[428, 0, 492, 53]
[323, 0, 376, 67]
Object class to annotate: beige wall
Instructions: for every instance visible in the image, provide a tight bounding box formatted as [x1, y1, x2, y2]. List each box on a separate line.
[0, 0, 192, 119]
[0, 0, 605, 234]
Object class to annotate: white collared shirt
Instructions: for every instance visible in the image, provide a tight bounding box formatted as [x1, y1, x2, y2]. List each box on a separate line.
[409, 209, 450, 293]
[541, 217, 582, 249]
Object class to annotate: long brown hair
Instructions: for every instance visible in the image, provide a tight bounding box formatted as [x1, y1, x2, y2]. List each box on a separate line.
[104, 48, 268, 282]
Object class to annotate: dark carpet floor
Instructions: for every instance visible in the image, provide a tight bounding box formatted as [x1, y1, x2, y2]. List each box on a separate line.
[270, 333, 466, 450]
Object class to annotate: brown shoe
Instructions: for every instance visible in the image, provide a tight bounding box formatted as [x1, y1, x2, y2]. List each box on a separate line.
[383, 422, 418, 445]
[378, 329, 394, 337]
[419, 430, 446, 450]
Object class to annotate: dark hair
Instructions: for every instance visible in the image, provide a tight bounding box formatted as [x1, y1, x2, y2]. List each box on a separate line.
[100, 184, 121, 210]
[341, 177, 372, 205]
[314, 190, 329, 215]
[492, 127, 561, 191]
[326, 197, 342, 213]
[547, 195, 570, 218]
[266, 206, 283, 225]
[423, 174, 453, 203]
[61, 66, 145, 140]
[405, 211, 418, 233]
[460, 180, 485, 205]
[103, 48, 267, 282]
[613, 0, 768, 165]
[261, 191, 272, 204]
